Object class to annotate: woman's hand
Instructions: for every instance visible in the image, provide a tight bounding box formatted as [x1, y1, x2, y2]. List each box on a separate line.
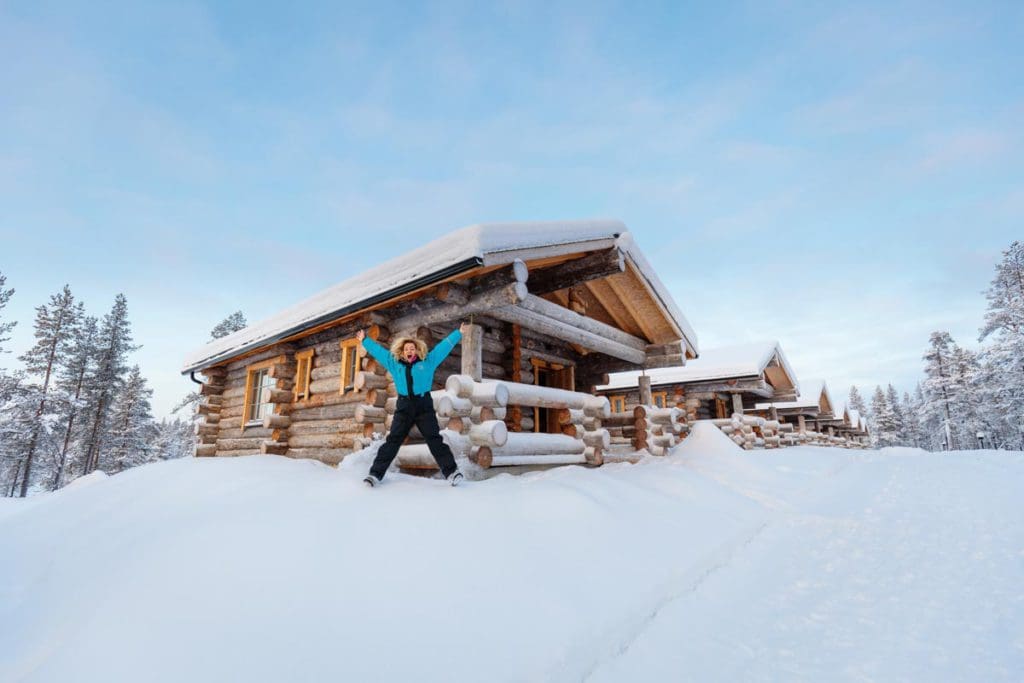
[355, 329, 365, 341]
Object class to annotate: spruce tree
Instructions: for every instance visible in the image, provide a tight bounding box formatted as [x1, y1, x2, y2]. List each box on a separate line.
[106, 366, 155, 472]
[977, 240, 1024, 449]
[870, 385, 898, 448]
[886, 384, 905, 446]
[901, 390, 923, 448]
[80, 295, 138, 474]
[0, 271, 15, 354]
[848, 385, 868, 418]
[922, 331, 958, 449]
[210, 311, 247, 339]
[0, 373, 44, 496]
[52, 316, 98, 489]
[15, 286, 81, 496]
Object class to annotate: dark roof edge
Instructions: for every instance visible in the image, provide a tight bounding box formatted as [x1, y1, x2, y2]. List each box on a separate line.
[181, 256, 484, 374]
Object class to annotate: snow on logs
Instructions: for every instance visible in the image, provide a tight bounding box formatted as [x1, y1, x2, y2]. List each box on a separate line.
[394, 374, 607, 470]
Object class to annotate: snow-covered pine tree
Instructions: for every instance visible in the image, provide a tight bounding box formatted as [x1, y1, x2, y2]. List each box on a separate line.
[105, 365, 156, 472]
[848, 385, 868, 419]
[948, 343, 995, 449]
[210, 311, 247, 339]
[0, 373, 46, 496]
[901, 390, 923, 448]
[79, 295, 138, 475]
[870, 385, 898, 447]
[14, 286, 82, 496]
[885, 384, 905, 446]
[921, 331, 959, 450]
[0, 271, 15, 354]
[51, 316, 98, 489]
[977, 240, 1024, 449]
[152, 418, 193, 461]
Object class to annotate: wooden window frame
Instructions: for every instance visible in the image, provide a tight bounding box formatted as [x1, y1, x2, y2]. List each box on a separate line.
[610, 395, 626, 413]
[652, 391, 668, 409]
[242, 359, 278, 427]
[339, 338, 360, 395]
[293, 349, 314, 402]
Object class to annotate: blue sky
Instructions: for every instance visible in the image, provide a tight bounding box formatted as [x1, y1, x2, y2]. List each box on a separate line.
[1, 1, 1021, 417]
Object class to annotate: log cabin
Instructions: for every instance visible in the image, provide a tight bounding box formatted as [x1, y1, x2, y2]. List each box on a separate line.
[181, 220, 699, 471]
[595, 341, 798, 421]
[754, 379, 836, 436]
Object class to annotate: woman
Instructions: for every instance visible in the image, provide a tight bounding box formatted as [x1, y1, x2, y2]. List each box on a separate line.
[356, 323, 468, 487]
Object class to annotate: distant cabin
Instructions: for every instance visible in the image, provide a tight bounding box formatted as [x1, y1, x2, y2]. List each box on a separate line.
[595, 341, 798, 419]
[754, 379, 836, 434]
[182, 220, 699, 469]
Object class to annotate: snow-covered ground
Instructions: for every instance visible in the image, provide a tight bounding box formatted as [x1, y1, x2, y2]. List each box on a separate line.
[2, 424, 1022, 682]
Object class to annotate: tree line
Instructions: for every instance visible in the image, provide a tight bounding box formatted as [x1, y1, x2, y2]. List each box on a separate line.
[0, 278, 245, 496]
[848, 240, 1023, 451]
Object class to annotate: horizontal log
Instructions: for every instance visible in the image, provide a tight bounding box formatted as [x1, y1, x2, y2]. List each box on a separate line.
[517, 294, 646, 351]
[355, 404, 387, 424]
[197, 403, 221, 416]
[489, 305, 646, 364]
[217, 448, 260, 457]
[286, 448, 348, 465]
[390, 280, 528, 332]
[582, 429, 611, 449]
[436, 394, 474, 418]
[261, 387, 293, 404]
[195, 423, 218, 437]
[262, 414, 290, 429]
[489, 432, 586, 457]
[288, 419, 361, 435]
[288, 433, 357, 449]
[602, 450, 644, 464]
[289, 402, 359, 422]
[444, 375, 511, 406]
[220, 427, 274, 439]
[311, 364, 341, 381]
[490, 453, 588, 467]
[526, 247, 624, 296]
[216, 437, 266, 451]
[267, 364, 296, 380]
[354, 371, 389, 391]
[261, 442, 288, 455]
[469, 420, 508, 448]
[309, 377, 342, 395]
[472, 405, 506, 422]
[584, 447, 603, 466]
[200, 383, 225, 396]
[195, 444, 217, 457]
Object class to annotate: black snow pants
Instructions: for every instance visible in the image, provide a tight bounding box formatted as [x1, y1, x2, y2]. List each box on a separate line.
[369, 394, 458, 480]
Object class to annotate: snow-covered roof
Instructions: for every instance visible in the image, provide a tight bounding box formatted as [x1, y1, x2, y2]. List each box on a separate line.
[182, 220, 698, 373]
[597, 341, 795, 392]
[755, 379, 834, 413]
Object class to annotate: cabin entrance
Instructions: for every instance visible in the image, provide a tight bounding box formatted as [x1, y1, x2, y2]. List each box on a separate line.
[532, 359, 574, 433]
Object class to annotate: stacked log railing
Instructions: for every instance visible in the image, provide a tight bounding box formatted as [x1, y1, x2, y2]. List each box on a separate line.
[391, 374, 610, 472]
[639, 405, 689, 456]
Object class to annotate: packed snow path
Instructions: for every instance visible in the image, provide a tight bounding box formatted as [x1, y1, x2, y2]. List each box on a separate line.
[588, 448, 1024, 681]
[1, 432, 1022, 682]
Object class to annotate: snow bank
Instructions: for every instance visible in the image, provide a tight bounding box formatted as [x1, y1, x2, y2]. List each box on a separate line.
[2, 445, 1022, 682]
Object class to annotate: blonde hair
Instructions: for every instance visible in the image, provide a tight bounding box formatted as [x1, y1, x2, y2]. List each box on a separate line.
[389, 336, 428, 361]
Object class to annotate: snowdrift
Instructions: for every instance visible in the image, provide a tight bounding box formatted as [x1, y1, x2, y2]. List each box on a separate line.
[2, 442, 1022, 682]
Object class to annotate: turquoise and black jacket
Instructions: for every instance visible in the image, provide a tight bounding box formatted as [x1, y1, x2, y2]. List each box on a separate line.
[361, 329, 462, 396]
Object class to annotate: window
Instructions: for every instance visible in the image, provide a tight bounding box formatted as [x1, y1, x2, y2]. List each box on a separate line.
[339, 338, 360, 394]
[294, 349, 314, 402]
[610, 395, 626, 413]
[243, 367, 275, 425]
[652, 391, 668, 409]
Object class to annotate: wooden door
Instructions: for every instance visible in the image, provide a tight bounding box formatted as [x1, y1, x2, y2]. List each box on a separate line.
[532, 359, 575, 433]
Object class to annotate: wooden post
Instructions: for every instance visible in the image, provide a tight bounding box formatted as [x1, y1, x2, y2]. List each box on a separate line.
[797, 415, 806, 434]
[461, 323, 484, 381]
[769, 406, 778, 421]
[509, 324, 522, 432]
[639, 375, 652, 406]
[731, 392, 744, 416]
